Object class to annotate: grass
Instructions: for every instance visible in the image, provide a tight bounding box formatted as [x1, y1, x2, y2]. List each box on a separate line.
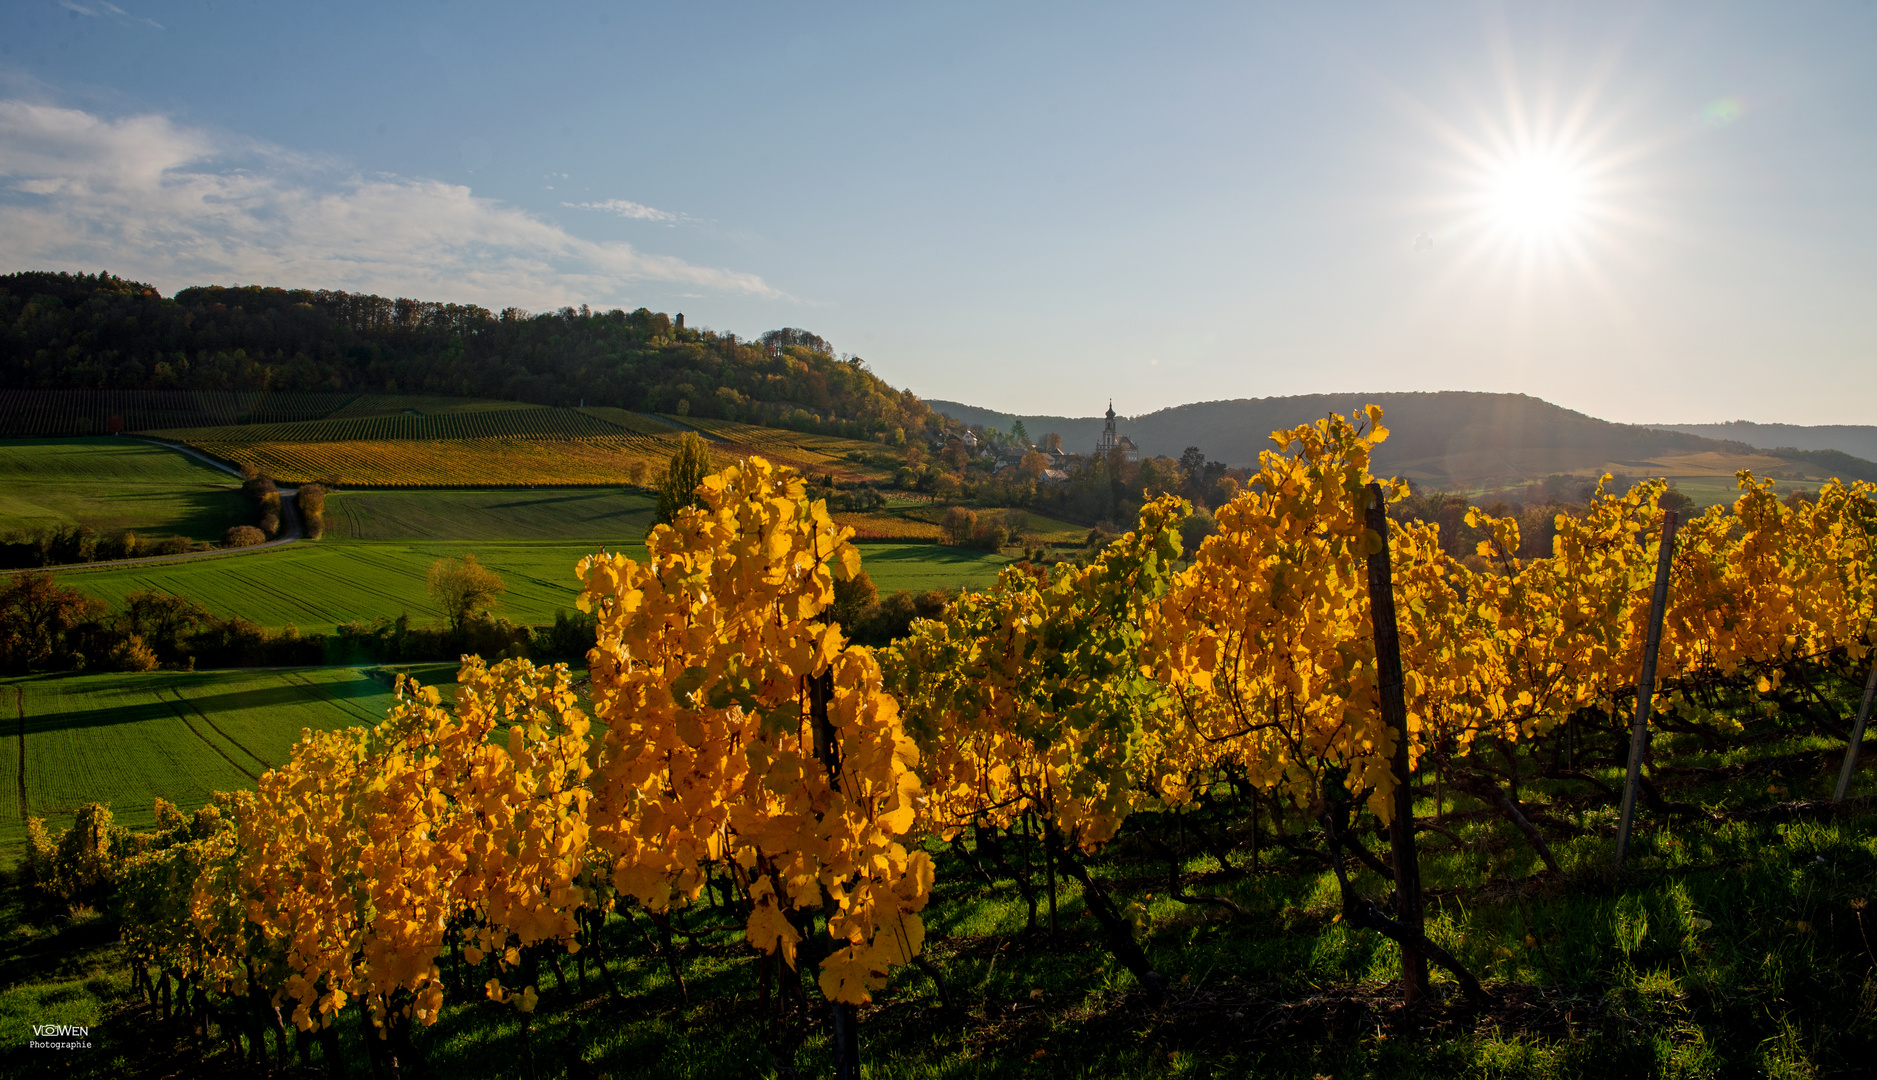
[326, 487, 658, 540]
[0, 666, 458, 856]
[51, 540, 614, 634]
[51, 539, 1012, 632]
[0, 438, 245, 541]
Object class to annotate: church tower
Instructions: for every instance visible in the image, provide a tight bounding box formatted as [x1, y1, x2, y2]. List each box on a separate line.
[1094, 400, 1139, 462]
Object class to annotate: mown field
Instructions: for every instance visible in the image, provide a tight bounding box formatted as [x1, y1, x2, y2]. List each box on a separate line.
[50, 538, 1011, 633]
[0, 437, 244, 541]
[326, 488, 660, 541]
[50, 541, 616, 633]
[0, 666, 457, 854]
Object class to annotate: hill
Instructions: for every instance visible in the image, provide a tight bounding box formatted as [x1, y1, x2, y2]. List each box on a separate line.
[930, 392, 1877, 490]
[1649, 420, 1877, 463]
[0, 271, 942, 444]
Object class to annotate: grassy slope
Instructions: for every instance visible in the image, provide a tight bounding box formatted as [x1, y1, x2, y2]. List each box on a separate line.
[51, 538, 1010, 632]
[0, 438, 245, 540]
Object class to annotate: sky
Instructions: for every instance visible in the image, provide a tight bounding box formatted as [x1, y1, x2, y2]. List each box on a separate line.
[1, 1, 1874, 426]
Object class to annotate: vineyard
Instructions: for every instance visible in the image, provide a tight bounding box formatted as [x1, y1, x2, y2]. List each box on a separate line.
[833, 510, 946, 542]
[682, 416, 900, 481]
[146, 407, 632, 445]
[174, 435, 710, 487]
[18, 407, 1877, 1077]
[0, 391, 562, 438]
[571, 407, 683, 436]
[0, 390, 353, 437]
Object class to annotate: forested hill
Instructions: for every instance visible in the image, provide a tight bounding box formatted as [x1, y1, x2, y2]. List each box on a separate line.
[0, 271, 939, 441]
[930, 392, 1877, 488]
[1648, 420, 1877, 463]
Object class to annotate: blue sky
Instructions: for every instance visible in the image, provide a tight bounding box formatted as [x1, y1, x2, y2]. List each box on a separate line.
[2, 1, 1873, 425]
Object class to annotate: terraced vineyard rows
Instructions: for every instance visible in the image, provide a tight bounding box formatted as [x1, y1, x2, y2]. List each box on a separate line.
[325, 395, 545, 418]
[0, 389, 356, 436]
[833, 510, 946, 541]
[681, 416, 898, 480]
[148, 406, 626, 444]
[573, 406, 682, 435]
[183, 433, 741, 486]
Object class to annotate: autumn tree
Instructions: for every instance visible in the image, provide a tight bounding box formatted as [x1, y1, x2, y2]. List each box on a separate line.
[655, 433, 714, 526]
[0, 573, 105, 671]
[426, 554, 506, 631]
[941, 506, 978, 545]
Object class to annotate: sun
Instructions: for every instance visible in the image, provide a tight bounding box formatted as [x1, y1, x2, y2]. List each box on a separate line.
[1483, 153, 1587, 240]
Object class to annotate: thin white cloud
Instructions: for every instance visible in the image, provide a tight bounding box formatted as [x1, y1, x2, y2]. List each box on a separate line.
[565, 198, 686, 224]
[0, 100, 781, 305]
[57, 1, 163, 30]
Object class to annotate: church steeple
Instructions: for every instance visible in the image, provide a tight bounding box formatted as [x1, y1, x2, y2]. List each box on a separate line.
[1097, 399, 1120, 456]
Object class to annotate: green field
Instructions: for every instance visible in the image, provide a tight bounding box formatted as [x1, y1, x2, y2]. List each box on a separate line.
[51, 539, 1011, 631]
[327, 488, 658, 540]
[0, 666, 456, 854]
[0, 437, 244, 540]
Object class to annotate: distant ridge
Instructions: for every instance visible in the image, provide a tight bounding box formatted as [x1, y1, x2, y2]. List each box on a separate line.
[1648, 421, 1877, 464]
[927, 392, 1877, 490]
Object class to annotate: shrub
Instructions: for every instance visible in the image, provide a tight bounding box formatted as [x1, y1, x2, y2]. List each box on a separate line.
[108, 633, 159, 672]
[969, 514, 1009, 552]
[1179, 508, 1218, 556]
[847, 587, 952, 645]
[536, 609, 598, 659]
[941, 506, 977, 545]
[831, 568, 879, 628]
[296, 483, 327, 540]
[155, 536, 190, 556]
[103, 530, 145, 560]
[223, 525, 266, 548]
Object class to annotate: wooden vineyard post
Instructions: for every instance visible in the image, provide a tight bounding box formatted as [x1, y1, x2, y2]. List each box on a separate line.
[1832, 659, 1877, 804]
[1365, 482, 1428, 1005]
[1615, 509, 1679, 868]
[808, 668, 862, 1080]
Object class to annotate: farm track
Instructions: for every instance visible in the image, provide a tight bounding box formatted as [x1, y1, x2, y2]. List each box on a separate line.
[160, 687, 275, 774]
[3, 440, 305, 576]
[156, 690, 260, 782]
[14, 686, 24, 821]
[280, 671, 387, 727]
